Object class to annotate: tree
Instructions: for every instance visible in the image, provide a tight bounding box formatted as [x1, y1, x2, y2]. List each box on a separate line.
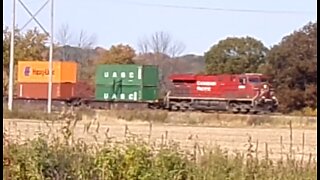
[77, 30, 97, 49]
[55, 24, 97, 62]
[56, 23, 72, 60]
[204, 37, 268, 74]
[137, 31, 186, 58]
[96, 44, 136, 64]
[55, 24, 98, 81]
[261, 22, 317, 112]
[3, 26, 49, 95]
[57, 24, 72, 47]
[3, 27, 49, 71]
[3, 27, 49, 69]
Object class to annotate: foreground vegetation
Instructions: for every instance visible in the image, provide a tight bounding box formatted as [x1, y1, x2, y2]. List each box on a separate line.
[3, 129, 317, 180]
[3, 113, 317, 180]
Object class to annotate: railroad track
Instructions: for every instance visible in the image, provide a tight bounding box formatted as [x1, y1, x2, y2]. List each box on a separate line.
[3, 98, 317, 121]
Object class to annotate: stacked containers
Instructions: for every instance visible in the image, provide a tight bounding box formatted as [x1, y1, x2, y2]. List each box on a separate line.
[16, 61, 78, 99]
[95, 64, 159, 101]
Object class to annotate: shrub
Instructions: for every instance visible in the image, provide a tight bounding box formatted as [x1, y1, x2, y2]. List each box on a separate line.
[3, 133, 317, 180]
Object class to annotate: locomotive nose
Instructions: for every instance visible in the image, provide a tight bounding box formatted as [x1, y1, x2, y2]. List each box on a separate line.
[263, 84, 268, 89]
[259, 83, 275, 100]
[260, 83, 269, 93]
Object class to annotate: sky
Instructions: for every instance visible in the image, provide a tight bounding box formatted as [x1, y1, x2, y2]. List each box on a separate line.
[3, 0, 317, 55]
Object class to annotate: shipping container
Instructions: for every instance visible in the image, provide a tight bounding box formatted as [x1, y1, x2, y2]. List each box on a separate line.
[95, 64, 159, 86]
[95, 85, 158, 101]
[16, 83, 76, 100]
[17, 61, 78, 83]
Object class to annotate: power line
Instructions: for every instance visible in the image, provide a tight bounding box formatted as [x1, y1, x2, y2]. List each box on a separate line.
[115, 0, 315, 15]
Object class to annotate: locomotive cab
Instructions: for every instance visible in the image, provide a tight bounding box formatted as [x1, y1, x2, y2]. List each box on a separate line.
[243, 73, 278, 112]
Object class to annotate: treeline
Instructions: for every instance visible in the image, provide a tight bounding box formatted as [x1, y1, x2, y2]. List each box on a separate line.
[2, 22, 317, 113]
[205, 22, 317, 113]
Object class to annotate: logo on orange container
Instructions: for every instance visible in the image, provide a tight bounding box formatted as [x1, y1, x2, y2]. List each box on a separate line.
[24, 67, 31, 76]
[23, 66, 55, 76]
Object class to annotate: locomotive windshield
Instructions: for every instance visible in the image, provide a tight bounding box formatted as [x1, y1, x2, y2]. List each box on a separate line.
[248, 77, 268, 83]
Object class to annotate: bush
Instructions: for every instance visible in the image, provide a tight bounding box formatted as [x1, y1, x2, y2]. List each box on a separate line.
[115, 110, 169, 123]
[290, 107, 317, 117]
[3, 133, 317, 180]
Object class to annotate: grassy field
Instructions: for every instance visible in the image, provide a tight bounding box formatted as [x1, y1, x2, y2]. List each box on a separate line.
[3, 119, 316, 180]
[3, 107, 317, 179]
[3, 115, 317, 179]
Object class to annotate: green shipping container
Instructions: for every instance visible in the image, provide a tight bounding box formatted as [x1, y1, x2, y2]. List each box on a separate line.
[95, 85, 158, 101]
[95, 64, 159, 86]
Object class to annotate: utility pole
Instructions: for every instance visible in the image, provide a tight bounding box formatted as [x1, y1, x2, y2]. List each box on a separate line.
[8, 0, 16, 111]
[7, 0, 54, 113]
[48, 0, 54, 113]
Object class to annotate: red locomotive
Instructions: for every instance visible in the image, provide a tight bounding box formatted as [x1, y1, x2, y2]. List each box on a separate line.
[164, 73, 278, 114]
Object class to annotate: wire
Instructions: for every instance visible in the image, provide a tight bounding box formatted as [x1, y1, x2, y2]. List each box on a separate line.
[116, 0, 315, 15]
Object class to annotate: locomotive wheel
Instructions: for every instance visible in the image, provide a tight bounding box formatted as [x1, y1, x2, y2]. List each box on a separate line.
[231, 107, 240, 114]
[170, 105, 180, 111]
[232, 109, 240, 114]
[179, 101, 191, 112]
[229, 103, 240, 114]
[241, 109, 250, 114]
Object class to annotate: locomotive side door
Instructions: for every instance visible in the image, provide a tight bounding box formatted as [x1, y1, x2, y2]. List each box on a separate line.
[237, 76, 249, 98]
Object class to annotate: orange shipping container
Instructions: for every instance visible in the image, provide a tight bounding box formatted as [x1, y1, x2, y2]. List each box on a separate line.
[16, 82, 76, 100]
[17, 61, 78, 83]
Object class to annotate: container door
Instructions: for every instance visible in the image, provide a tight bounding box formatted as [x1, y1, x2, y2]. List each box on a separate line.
[19, 84, 23, 97]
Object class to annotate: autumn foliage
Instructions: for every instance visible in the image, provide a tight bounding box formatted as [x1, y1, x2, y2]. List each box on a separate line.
[96, 44, 136, 64]
[261, 22, 317, 112]
[205, 37, 268, 74]
[3, 27, 49, 95]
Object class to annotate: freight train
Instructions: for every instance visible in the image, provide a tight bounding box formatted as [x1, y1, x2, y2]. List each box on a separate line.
[10, 61, 279, 114]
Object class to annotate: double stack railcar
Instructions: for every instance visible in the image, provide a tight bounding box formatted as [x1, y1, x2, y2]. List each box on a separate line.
[84, 64, 160, 109]
[16, 61, 78, 100]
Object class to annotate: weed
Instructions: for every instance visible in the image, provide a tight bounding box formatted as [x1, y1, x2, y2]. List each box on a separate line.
[3, 118, 317, 180]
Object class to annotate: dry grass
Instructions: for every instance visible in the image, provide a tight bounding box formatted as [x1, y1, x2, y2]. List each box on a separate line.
[90, 109, 317, 129]
[4, 117, 317, 162]
[3, 104, 317, 129]
[3, 116, 317, 179]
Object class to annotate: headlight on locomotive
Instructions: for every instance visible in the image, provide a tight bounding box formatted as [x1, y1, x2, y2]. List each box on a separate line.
[263, 84, 268, 89]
